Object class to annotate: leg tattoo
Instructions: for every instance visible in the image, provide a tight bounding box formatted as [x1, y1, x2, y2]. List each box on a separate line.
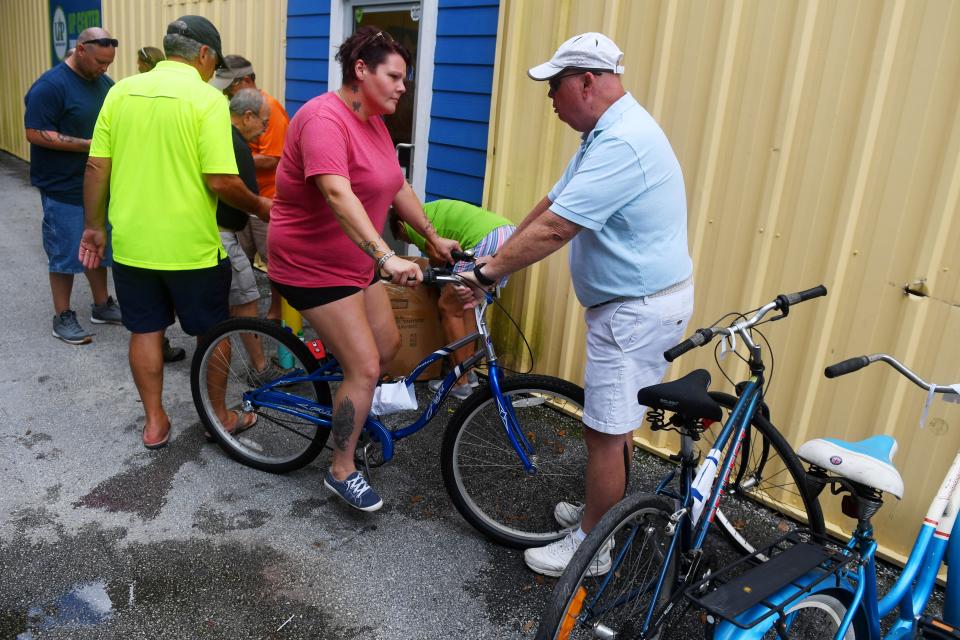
[332, 396, 357, 452]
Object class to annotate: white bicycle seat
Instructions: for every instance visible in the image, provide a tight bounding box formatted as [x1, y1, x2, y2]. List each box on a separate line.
[797, 435, 904, 499]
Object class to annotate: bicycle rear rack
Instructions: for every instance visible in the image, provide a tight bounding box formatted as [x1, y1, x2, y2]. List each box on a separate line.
[683, 529, 857, 629]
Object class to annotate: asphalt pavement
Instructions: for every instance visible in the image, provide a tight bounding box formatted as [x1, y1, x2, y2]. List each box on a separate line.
[0, 151, 942, 639]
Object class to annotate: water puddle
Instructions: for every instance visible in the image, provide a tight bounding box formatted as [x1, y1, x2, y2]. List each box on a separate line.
[9, 579, 128, 638]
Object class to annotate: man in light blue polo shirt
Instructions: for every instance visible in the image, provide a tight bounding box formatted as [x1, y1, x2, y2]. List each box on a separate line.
[460, 32, 694, 575]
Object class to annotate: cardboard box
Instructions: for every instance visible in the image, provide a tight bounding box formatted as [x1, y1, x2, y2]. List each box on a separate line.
[384, 257, 444, 381]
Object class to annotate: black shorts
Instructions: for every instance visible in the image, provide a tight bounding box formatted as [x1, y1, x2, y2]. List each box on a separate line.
[270, 279, 365, 311]
[113, 259, 231, 335]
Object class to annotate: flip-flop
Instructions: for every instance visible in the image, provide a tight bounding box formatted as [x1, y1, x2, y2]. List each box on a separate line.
[143, 423, 171, 450]
[204, 410, 258, 442]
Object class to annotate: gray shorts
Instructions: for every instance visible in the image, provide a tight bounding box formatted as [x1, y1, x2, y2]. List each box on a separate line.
[219, 229, 260, 307]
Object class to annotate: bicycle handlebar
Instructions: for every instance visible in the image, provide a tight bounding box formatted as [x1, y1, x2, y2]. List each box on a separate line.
[663, 284, 828, 362]
[824, 356, 870, 378]
[824, 353, 959, 395]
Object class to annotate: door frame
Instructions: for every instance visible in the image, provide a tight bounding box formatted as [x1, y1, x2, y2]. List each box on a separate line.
[329, 0, 438, 201]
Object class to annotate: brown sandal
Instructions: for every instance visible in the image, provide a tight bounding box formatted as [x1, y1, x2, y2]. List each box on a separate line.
[204, 411, 258, 442]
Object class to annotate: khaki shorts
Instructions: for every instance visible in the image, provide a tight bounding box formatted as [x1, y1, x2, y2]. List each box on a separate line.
[236, 215, 268, 266]
[219, 229, 261, 307]
[582, 284, 694, 434]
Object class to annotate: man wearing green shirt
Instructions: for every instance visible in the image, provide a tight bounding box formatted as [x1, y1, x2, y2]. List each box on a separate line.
[80, 15, 271, 449]
[390, 199, 515, 399]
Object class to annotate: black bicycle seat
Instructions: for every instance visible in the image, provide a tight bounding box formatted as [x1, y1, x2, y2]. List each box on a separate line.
[637, 369, 723, 422]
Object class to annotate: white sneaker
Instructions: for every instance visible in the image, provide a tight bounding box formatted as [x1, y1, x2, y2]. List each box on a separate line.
[427, 378, 472, 400]
[466, 370, 480, 387]
[554, 501, 585, 529]
[524, 532, 612, 577]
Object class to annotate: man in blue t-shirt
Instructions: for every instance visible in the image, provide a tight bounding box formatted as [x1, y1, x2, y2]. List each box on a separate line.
[24, 27, 122, 345]
[460, 33, 695, 576]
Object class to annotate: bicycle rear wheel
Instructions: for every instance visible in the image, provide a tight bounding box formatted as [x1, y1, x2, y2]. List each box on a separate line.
[441, 375, 586, 548]
[704, 392, 824, 556]
[536, 493, 677, 640]
[191, 318, 331, 473]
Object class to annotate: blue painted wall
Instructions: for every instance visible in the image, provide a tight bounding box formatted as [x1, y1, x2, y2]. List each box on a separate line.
[424, 0, 499, 205]
[286, 0, 331, 116]
[283, 0, 499, 205]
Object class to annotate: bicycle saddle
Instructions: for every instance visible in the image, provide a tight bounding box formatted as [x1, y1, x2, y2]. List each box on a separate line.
[797, 435, 904, 499]
[637, 369, 723, 422]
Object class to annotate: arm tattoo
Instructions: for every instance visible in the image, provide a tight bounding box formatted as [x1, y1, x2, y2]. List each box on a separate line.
[57, 132, 82, 144]
[358, 238, 382, 259]
[332, 396, 357, 452]
[352, 101, 362, 113]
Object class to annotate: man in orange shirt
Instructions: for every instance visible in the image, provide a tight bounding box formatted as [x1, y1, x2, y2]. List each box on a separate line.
[211, 54, 288, 321]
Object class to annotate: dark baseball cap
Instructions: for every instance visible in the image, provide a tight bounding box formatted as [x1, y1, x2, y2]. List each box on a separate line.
[166, 15, 225, 67]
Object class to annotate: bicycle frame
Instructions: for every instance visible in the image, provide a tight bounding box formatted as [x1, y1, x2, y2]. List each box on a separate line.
[712, 355, 960, 640]
[231, 284, 541, 471]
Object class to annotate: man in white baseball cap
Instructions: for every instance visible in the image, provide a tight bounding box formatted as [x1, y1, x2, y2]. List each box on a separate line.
[458, 32, 694, 576]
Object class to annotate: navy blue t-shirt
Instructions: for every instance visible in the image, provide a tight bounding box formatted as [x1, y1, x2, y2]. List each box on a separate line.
[24, 63, 113, 205]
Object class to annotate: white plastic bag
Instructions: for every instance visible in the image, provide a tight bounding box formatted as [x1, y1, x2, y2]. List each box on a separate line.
[370, 380, 418, 415]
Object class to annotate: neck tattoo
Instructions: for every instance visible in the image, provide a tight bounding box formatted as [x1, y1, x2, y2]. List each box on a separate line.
[352, 101, 362, 113]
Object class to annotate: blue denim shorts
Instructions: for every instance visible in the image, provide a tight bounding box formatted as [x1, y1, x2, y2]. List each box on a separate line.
[40, 193, 112, 273]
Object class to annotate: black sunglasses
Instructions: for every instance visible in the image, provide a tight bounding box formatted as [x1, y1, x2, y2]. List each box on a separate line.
[548, 69, 604, 94]
[82, 38, 119, 48]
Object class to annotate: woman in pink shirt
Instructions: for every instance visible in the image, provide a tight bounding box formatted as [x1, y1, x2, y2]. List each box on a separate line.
[269, 27, 459, 512]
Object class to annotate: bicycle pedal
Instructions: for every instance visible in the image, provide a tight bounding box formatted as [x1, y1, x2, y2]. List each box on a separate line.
[918, 616, 960, 639]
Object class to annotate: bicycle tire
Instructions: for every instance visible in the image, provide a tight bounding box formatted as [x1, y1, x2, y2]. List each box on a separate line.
[535, 493, 678, 640]
[441, 374, 586, 548]
[705, 391, 825, 556]
[757, 592, 856, 639]
[191, 318, 332, 473]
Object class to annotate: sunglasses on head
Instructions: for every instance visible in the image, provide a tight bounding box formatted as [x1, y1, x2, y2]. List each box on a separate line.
[357, 29, 394, 52]
[83, 37, 119, 48]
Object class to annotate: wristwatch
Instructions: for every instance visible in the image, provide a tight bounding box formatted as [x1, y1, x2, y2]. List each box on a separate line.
[473, 263, 496, 287]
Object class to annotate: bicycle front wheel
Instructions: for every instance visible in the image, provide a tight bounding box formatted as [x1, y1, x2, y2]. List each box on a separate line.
[705, 392, 825, 556]
[441, 375, 586, 548]
[191, 318, 332, 473]
[536, 493, 677, 640]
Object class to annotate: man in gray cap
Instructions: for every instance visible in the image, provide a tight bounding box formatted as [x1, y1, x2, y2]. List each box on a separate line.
[459, 32, 695, 575]
[81, 15, 271, 450]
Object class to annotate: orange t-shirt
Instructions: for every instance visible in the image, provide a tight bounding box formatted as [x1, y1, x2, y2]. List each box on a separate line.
[248, 89, 289, 198]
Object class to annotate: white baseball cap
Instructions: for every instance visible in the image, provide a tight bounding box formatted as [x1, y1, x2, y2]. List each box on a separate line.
[209, 63, 254, 91]
[528, 32, 624, 81]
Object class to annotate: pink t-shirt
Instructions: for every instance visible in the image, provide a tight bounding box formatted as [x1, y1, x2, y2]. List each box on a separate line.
[268, 92, 404, 288]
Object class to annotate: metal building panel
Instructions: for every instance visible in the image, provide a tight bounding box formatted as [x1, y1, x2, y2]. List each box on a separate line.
[0, 1, 287, 161]
[0, 0, 52, 161]
[100, 0, 287, 103]
[485, 0, 960, 560]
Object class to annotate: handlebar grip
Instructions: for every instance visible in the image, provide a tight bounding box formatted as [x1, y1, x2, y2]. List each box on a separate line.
[663, 328, 713, 362]
[824, 356, 870, 379]
[785, 284, 828, 306]
[451, 249, 475, 263]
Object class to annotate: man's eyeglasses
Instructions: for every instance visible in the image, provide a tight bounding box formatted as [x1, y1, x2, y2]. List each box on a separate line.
[82, 38, 119, 48]
[548, 69, 604, 95]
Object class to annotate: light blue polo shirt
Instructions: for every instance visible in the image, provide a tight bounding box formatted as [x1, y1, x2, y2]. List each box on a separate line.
[548, 92, 693, 307]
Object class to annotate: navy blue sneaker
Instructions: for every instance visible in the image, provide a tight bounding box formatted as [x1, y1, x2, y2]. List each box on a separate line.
[323, 470, 383, 512]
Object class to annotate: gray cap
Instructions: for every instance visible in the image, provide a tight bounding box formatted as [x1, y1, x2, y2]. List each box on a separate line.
[210, 62, 254, 91]
[166, 15, 225, 67]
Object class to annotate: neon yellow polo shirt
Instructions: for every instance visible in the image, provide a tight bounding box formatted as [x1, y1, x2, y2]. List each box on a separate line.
[89, 60, 237, 269]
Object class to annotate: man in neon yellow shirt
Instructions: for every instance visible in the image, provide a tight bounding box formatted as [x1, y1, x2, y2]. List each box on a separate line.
[390, 199, 515, 399]
[81, 15, 271, 450]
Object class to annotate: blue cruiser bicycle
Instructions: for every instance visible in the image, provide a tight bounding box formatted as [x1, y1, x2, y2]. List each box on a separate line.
[536, 286, 829, 639]
[689, 353, 960, 639]
[190, 267, 590, 548]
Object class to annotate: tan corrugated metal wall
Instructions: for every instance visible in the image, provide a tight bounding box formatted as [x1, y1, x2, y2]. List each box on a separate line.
[0, 0, 286, 162]
[485, 0, 960, 561]
[0, 1, 52, 161]
[101, 0, 287, 102]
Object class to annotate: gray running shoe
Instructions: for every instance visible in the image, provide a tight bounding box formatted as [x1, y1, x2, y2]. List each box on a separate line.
[245, 361, 286, 388]
[466, 370, 480, 387]
[90, 296, 122, 324]
[52, 310, 92, 345]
